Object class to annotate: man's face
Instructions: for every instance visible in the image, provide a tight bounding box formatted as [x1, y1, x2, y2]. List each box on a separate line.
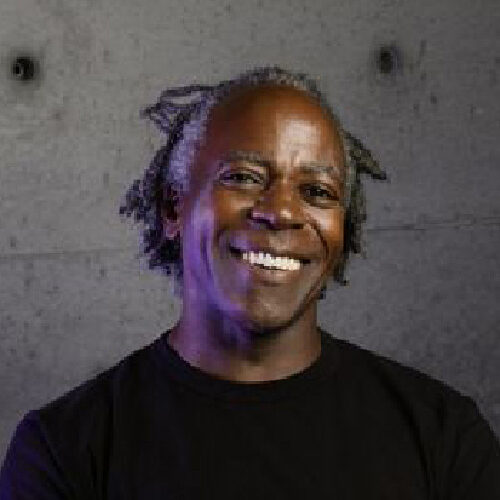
[166, 84, 346, 330]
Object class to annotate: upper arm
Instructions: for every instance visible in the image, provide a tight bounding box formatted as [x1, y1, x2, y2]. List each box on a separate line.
[0, 411, 73, 500]
[437, 396, 500, 500]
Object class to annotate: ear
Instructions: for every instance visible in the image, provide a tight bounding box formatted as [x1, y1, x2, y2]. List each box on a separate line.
[161, 183, 183, 240]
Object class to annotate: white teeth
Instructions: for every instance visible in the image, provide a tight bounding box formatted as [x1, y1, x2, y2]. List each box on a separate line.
[242, 251, 300, 271]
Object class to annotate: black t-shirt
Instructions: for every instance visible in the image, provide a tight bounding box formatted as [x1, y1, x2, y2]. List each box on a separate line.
[1, 327, 499, 499]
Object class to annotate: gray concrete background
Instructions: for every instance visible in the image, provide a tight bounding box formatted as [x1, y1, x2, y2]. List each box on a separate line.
[0, 0, 499, 460]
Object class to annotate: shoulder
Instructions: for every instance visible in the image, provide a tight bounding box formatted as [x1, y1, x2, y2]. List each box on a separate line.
[30, 334, 163, 452]
[322, 332, 500, 497]
[1, 335, 165, 496]
[323, 330, 475, 427]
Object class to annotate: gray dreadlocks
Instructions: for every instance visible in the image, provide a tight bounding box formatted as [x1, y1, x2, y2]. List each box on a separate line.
[118, 65, 388, 300]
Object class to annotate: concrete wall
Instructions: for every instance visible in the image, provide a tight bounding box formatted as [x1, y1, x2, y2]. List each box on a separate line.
[1, 0, 499, 459]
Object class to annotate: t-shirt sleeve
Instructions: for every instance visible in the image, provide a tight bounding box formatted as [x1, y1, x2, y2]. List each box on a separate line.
[0, 411, 73, 500]
[437, 395, 500, 500]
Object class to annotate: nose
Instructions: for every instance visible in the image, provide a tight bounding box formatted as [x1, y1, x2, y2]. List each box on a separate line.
[248, 180, 303, 230]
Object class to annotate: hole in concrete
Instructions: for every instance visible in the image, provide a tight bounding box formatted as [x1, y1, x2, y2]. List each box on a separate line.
[377, 45, 401, 74]
[11, 55, 37, 81]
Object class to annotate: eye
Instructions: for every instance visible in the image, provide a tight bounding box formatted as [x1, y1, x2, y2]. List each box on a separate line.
[221, 172, 261, 184]
[304, 185, 338, 200]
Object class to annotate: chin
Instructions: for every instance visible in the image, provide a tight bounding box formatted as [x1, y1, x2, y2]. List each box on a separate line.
[225, 299, 309, 334]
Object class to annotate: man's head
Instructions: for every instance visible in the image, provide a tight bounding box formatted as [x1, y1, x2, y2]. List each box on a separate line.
[159, 83, 346, 329]
[119, 66, 387, 303]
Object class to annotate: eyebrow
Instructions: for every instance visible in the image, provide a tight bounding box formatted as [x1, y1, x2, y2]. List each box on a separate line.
[222, 149, 343, 180]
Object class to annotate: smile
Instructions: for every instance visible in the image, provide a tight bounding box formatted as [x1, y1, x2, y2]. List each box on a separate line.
[228, 246, 311, 282]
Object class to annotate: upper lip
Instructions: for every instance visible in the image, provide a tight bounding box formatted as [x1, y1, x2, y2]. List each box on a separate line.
[229, 243, 311, 263]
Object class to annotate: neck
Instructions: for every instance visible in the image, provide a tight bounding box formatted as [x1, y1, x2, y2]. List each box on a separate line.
[167, 307, 321, 382]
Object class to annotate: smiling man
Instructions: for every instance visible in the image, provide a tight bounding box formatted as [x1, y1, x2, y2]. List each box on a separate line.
[164, 82, 347, 383]
[1, 66, 499, 500]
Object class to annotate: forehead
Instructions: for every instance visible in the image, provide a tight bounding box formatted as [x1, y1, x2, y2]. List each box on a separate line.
[202, 84, 343, 161]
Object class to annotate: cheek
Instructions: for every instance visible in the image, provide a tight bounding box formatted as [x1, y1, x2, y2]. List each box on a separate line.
[182, 196, 217, 253]
[202, 189, 244, 250]
[211, 187, 250, 220]
[321, 210, 344, 234]
[321, 213, 345, 256]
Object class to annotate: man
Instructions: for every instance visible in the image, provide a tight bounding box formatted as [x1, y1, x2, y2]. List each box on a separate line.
[1, 66, 499, 499]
